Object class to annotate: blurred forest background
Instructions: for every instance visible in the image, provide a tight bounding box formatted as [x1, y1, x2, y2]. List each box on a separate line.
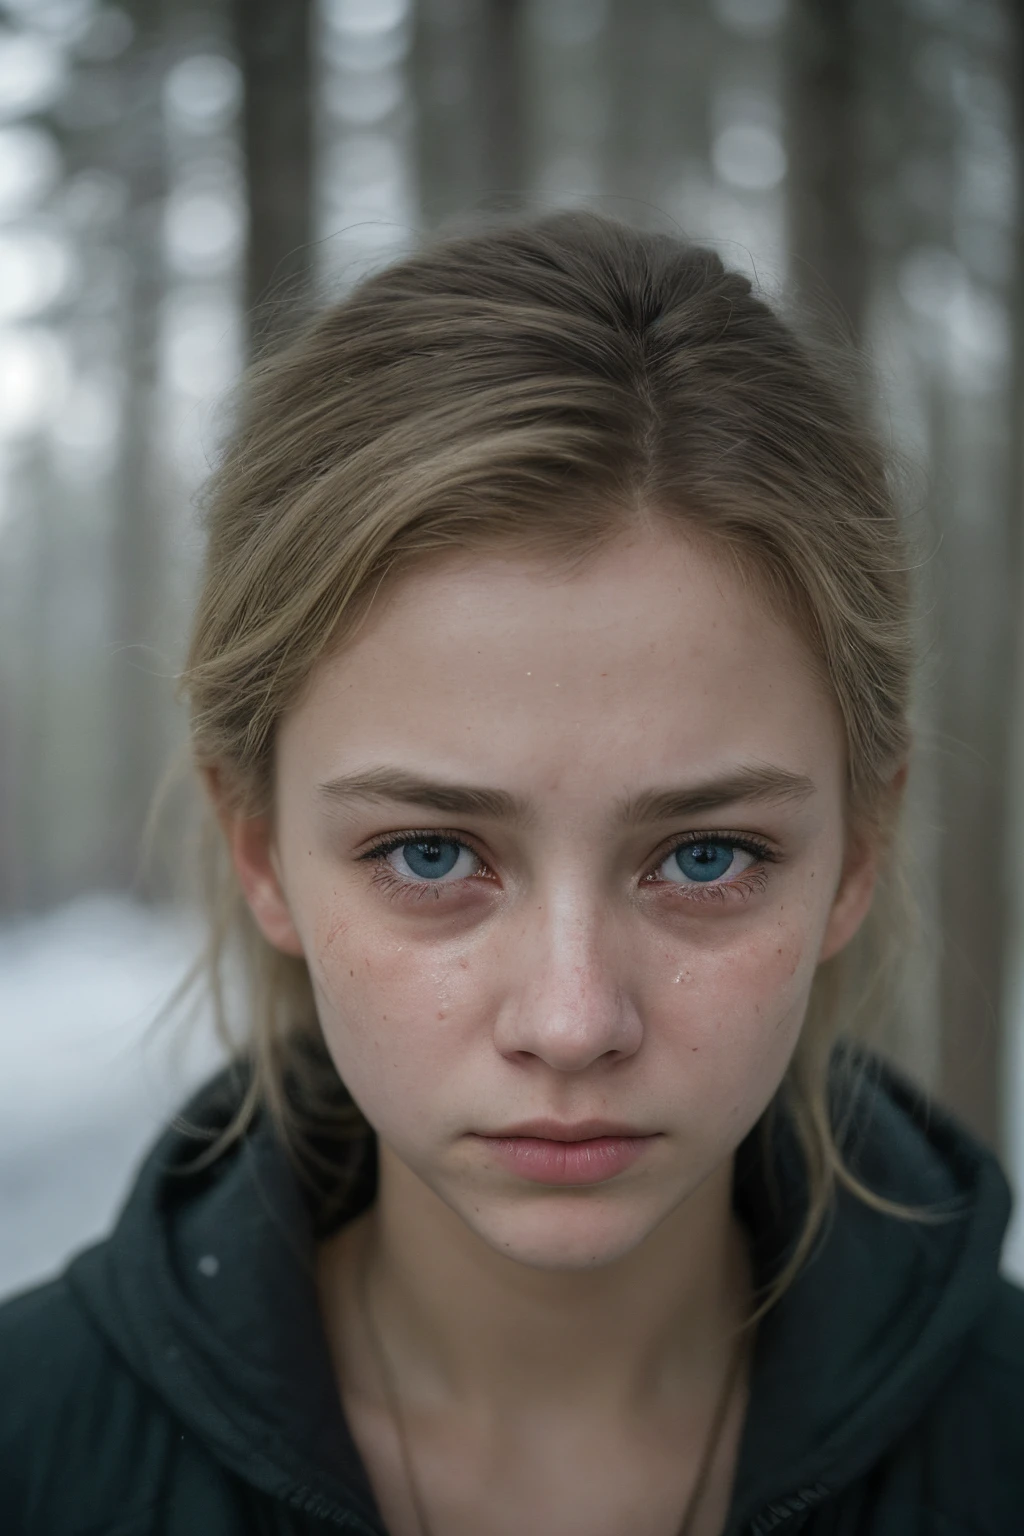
[3, 0, 1024, 1296]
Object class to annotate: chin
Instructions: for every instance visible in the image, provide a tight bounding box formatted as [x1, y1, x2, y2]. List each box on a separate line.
[456, 1189, 671, 1272]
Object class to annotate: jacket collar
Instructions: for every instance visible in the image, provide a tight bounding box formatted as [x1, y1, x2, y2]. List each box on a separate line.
[727, 1061, 1009, 1531]
[67, 1052, 1012, 1534]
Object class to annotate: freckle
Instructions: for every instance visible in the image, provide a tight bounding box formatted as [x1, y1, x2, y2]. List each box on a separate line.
[777, 948, 783, 955]
[349, 969, 354, 977]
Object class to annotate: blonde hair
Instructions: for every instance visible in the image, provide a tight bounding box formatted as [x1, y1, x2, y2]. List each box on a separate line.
[160, 210, 933, 1322]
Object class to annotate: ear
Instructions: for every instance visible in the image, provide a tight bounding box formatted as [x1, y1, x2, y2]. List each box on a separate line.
[202, 766, 305, 958]
[818, 761, 908, 964]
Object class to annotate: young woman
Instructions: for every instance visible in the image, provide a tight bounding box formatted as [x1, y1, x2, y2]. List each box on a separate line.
[2, 211, 1022, 1535]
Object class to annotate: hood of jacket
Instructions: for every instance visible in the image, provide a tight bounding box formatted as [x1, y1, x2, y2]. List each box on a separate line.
[64, 1050, 1013, 1535]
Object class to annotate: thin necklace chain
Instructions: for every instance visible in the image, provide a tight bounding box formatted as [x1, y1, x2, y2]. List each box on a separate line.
[356, 1231, 750, 1536]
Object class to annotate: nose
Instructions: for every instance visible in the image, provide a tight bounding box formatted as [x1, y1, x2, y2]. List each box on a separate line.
[491, 898, 644, 1071]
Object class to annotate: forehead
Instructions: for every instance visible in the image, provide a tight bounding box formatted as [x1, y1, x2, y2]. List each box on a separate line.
[280, 527, 843, 795]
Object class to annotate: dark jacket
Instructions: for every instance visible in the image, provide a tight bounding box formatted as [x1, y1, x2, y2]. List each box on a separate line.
[2, 1053, 1024, 1535]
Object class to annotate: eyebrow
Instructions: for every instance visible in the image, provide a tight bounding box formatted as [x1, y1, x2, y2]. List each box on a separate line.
[315, 762, 815, 827]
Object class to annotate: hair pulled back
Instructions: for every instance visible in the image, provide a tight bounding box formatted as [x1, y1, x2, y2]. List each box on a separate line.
[172, 210, 918, 1317]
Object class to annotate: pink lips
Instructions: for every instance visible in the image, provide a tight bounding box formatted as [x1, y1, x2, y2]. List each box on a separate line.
[472, 1121, 660, 1186]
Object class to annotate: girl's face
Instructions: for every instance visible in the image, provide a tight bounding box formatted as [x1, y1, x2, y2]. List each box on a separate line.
[223, 525, 879, 1271]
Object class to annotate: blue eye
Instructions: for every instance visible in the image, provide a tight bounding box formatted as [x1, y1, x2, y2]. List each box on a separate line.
[668, 841, 753, 884]
[359, 835, 486, 905]
[360, 828, 774, 907]
[393, 839, 464, 880]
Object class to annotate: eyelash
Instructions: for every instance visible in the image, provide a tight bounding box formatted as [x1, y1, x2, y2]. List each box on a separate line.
[356, 828, 779, 908]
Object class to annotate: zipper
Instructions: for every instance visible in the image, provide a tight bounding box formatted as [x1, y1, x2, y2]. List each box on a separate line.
[746, 1482, 831, 1533]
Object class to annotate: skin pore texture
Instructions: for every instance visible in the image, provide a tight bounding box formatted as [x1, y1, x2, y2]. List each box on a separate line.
[212, 524, 883, 1536]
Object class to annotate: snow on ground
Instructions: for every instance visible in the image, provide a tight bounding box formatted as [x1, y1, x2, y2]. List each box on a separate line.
[2, 893, 1024, 1302]
[0, 894, 226, 1301]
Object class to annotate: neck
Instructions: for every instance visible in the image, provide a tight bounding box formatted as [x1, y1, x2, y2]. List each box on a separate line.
[318, 1144, 754, 1426]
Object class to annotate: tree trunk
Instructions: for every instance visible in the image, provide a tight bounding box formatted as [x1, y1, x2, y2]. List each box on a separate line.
[936, 0, 1024, 1150]
[104, 0, 170, 900]
[412, 0, 481, 229]
[783, 0, 868, 341]
[2, 446, 50, 911]
[232, 0, 313, 356]
[478, 0, 527, 210]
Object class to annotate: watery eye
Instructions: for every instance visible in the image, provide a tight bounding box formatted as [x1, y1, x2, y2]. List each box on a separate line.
[661, 841, 756, 885]
[387, 839, 474, 881]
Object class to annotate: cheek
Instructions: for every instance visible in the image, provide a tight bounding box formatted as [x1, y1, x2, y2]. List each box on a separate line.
[305, 907, 473, 1122]
[658, 924, 816, 1127]
[666, 922, 813, 1028]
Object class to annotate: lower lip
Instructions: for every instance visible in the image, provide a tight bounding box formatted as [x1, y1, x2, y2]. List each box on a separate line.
[473, 1134, 659, 1185]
